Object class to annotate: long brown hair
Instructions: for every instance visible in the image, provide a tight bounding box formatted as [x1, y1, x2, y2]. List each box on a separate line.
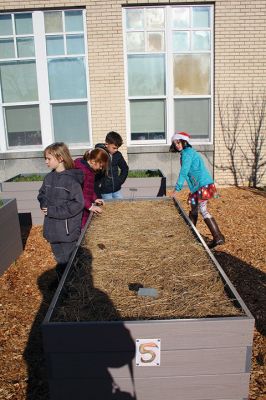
[44, 142, 74, 169]
[83, 148, 109, 171]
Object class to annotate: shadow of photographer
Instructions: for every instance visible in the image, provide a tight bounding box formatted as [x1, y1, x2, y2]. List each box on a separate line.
[24, 245, 137, 400]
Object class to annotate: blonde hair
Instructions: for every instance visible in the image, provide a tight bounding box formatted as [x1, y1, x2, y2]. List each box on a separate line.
[44, 142, 74, 170]
[83, 148, 109, 171]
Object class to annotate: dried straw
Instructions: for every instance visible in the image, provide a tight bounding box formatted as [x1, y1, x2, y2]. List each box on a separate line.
[52, 199, 243, 322]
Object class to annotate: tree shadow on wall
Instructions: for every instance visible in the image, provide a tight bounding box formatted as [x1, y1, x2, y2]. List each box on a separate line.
[214, 251, 266, 336]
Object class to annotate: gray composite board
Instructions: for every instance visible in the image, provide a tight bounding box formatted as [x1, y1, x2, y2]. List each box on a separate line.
[0, 199, 23, 275]
[42, 318, 254, 352]
[48, 374, 250, 400]
[47, 346, 250, 378]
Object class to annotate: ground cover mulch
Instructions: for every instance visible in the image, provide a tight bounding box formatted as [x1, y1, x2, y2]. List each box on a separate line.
[0, 187, 265, 400]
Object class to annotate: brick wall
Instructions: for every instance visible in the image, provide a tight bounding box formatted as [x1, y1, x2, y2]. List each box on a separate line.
[1, 0, 265, 186]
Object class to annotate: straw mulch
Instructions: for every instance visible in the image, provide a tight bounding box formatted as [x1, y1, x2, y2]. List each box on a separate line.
[0, 187, 265, 400]
[52, 199, 242, 322]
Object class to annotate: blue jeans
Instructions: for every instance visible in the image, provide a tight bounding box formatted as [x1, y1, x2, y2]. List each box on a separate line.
[101, 190, 123, 200]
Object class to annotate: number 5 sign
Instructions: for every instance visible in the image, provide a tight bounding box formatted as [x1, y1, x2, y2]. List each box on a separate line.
[135, 338, 161, 366]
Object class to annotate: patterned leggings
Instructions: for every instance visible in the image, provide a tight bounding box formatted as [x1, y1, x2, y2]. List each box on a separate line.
[190, 200, 212, 220]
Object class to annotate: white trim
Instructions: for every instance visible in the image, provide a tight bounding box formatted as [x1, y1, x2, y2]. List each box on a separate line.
[123, 4, 214, 146]
[0, 8, 91, 152]
[33, 11, 53, 147]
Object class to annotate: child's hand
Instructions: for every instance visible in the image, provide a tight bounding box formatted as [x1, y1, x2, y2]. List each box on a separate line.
[41, 207, 48, 215]
[95, 198, 104, 206]
[169, 190, 177, 199]
[90, 205, 103, 214]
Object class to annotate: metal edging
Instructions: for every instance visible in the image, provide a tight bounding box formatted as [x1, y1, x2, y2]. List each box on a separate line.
[42, 211, 94, 324]
[43, 197, 254, 324]
[173, 197, 254, 320]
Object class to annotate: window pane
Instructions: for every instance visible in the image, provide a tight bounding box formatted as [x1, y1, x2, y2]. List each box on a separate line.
[65, 10, 83, 32]
[5, 105, 42, 147]
[128, 54, 165, 96]
[44, 12, 63, 33]
[46, 35, 64, 56]
[145, 8, 165, 29]
[174, 99, 210, 139]
[48, 57, 87, 100]
[173, 32, 189, 52]
[126, 9, 144, 30]
[0, 14, 13, 36]
[130, 100, 165, 140]
[127, 32, 145, 52]
[192, 31, 210, 51]
[52, 103, 89, 143]
[66, 35, 84, 55]
[173, 54, 210, 95]
[17, 37, 35, 57]
[147, 32, 164, 52]
[0, 39, 15, 59]
[172, 7, 189, 29]
[192, 7, 210, 28]
[14, 13, 33, 35]
[0, 61, 38, 102]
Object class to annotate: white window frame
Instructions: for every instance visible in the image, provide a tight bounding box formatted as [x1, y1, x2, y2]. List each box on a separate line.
[0, 9, 92, 153]
[123, 5, 214, 146]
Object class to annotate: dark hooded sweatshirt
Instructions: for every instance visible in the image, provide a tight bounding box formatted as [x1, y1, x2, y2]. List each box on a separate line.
[37, 169, 84, 244]
[94, 143, 129, 196]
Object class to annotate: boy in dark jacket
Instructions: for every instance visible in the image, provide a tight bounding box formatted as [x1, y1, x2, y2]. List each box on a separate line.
[95, 131, 129, 199]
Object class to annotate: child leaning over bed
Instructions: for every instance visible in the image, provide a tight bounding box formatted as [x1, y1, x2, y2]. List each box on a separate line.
[74, 148, 109, 228]
[170, 132, 225, 248]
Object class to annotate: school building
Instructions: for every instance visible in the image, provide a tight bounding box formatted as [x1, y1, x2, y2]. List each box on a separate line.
[0, 0, 265, 187]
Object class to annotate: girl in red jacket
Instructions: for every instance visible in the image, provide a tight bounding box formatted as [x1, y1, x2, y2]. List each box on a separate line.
[74, 148, 109, 228]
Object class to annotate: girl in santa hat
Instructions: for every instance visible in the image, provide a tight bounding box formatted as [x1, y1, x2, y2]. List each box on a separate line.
[170, 132, 225, 248]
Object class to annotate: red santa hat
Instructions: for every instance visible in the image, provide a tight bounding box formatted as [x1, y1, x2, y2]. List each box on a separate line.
[171, 132, 191, 143]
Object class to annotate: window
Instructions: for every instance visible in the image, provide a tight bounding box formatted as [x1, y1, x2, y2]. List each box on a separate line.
[0, 10, 91, 151]
[124, 5, 213, 144]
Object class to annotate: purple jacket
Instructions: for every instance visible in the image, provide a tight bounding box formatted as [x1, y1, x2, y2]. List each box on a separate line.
[74, 158, 97, 227]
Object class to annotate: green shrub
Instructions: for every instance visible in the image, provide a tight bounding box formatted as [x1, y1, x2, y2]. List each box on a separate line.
[10, 174, 44, 182]
[127, 169, 161, 178]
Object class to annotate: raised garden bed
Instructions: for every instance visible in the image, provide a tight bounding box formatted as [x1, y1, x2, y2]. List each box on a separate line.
[42, 198, 254, 400]
[0, 198, 23, 275]
[121, 169, 166, 198]
[0, 174, 45, 225]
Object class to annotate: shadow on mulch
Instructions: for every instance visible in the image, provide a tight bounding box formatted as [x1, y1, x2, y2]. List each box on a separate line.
[19, 213, 32, 249]
[214, 251, 266, 336]
[23, 247, 136, 400]
[23, 268, 55, 400]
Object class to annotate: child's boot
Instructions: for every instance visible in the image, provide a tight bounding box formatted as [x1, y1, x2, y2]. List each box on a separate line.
[204, 217, 225, 248]
[189, 211, 198, 227]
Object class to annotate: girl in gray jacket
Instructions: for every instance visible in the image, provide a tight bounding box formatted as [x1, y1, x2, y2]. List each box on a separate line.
[38, 142, 84, 279]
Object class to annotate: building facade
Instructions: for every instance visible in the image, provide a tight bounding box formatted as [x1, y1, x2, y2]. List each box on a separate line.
[0, 0, 265, 187]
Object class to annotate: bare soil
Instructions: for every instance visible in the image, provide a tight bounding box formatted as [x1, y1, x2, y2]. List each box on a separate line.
[0, 187, 265, 400]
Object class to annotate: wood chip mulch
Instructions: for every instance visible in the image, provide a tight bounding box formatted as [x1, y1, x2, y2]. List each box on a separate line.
[0, 187, 265, 400]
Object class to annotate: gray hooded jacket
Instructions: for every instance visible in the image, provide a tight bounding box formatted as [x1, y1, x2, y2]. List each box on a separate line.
[38, 169, 84, 243]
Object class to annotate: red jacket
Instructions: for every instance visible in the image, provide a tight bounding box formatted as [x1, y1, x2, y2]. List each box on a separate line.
[74, 157, 97, 228]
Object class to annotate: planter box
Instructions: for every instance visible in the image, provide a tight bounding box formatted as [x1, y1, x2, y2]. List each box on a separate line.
[121, 169, 166, 198]
[0, 174, 45, 225]
[0, 198, 23, 275]
[42, 199, 254, 400]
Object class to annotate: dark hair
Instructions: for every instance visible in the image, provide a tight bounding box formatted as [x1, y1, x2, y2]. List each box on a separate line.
[105, 131, 123, 147]
[44, 142, 74, 169]
[169, 139, 192, 153]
